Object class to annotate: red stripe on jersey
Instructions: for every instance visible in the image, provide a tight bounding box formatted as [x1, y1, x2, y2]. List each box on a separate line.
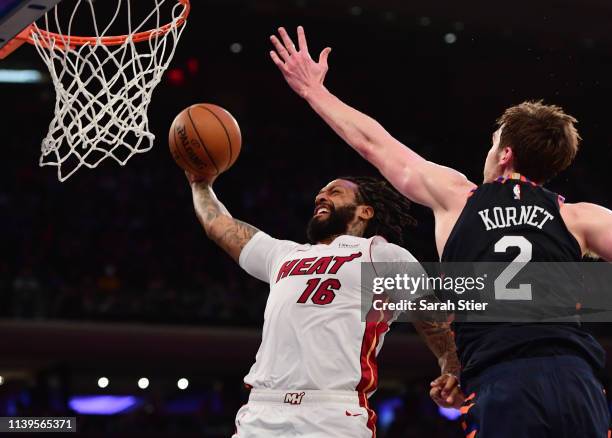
[356, 236, 391, 436]
[358, 236, 391, 396]
[358, 392, 377, 437]
[356, 319, 389, 395]
[360, 238, 381, 394]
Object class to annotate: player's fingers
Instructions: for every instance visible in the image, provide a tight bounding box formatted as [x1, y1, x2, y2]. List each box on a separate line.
[278, 27, 297, 54]
[269, 50, 287, 71]
[445, 386, 462, 405]
[270, 35, 290, 62]
[297, 25, 309, 53]
[429, 386, 442, 401]
[441, 374, 458, 397]
[430, 374, 448, 387]
[185, 170, 209, 185]
[444, 374, 458, 390]
[318, 47, 332, 67]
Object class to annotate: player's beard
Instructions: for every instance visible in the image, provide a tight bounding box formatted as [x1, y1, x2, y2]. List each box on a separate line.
[307, 203, 357, 244]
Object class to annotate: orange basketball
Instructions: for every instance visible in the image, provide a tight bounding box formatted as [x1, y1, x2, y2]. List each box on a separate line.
[168, 103, 242, 178]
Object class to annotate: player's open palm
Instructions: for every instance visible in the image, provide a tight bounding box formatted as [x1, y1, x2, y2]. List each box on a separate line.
[269, 26, 332, 98]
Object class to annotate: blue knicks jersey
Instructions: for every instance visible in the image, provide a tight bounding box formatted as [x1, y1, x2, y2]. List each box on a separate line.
[441, 175, 605, 384]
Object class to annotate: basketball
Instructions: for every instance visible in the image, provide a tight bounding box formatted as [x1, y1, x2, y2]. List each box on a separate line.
[168, 103, 242, 178]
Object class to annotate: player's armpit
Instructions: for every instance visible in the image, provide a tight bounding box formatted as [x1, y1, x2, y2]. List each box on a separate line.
[190, 181, 260, 263]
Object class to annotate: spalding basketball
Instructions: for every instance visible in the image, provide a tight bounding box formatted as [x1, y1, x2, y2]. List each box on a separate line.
[168, 103, 242, 178]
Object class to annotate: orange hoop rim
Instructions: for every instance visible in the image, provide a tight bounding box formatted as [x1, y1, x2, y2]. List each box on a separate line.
[25, 0, 190, 49]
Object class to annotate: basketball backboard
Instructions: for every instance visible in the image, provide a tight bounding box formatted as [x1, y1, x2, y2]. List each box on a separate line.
[0, 0, 61, 57]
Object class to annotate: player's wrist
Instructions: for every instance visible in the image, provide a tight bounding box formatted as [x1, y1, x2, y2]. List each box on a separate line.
[303, 83, 329, 103]
[439, 356, 461, 378]
[186, 170, 215, 186]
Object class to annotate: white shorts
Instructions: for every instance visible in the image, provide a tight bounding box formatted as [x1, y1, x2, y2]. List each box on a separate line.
[232, 389, 376, 438]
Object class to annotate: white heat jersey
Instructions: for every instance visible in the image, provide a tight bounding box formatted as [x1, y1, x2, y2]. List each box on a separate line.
[239, 232, 423, 395]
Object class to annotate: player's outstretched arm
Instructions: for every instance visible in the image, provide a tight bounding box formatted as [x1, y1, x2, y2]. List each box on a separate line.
[189, 177, 259, 263]
[269, 26, 475, 212]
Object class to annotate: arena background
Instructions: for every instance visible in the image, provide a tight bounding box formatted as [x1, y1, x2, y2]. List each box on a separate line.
[1, 0, 611, 436]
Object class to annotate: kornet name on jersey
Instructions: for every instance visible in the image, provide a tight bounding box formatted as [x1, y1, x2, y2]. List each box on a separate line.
[477, 198, 555, 231]
[239, 232, 420, 394]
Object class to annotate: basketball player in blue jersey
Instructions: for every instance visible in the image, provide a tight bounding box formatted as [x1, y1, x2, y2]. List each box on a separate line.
[270, 26, 612, 437]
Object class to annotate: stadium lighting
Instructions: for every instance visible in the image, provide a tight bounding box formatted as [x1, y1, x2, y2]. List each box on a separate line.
[0, 69, 44, 84]
[419, 16, 431, 27]
[444, 33, 458, 44]
[137, 377, 149, 389]
[177, 378, 189, 390]
[69, 396, 140, 415]
[97, 377, 109, 388]
[439, 406, 461, 420]
[349, 6, 362, 16]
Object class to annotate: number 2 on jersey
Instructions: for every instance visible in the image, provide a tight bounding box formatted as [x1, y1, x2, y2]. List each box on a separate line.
[297, 278, 341, 305]
[494, 235, 533, 300]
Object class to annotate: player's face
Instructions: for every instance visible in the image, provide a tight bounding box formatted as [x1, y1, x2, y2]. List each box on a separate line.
[483, 127, 503, 183]
[307, 179, 361, 243]
[313, 180, 360, 218]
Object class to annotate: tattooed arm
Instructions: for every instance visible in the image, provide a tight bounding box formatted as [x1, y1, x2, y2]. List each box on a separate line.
[190, 180, 260, 263]
[412, 300, 463, 408]
[412, 319, 460, 377]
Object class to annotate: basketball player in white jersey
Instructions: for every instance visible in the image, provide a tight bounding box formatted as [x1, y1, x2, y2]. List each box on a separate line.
[186, 171, 460, 438]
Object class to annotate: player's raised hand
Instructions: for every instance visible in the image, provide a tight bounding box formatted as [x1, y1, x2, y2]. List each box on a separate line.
[185, 170, 215, 186]
[430, 373, 464, 409]
[269, 26, 332, 99]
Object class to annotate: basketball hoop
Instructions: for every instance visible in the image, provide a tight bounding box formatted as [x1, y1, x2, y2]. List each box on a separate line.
[13, 0, 190, 181]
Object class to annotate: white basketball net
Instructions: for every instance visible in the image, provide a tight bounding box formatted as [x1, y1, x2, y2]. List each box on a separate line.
[30, 0, 189, 181]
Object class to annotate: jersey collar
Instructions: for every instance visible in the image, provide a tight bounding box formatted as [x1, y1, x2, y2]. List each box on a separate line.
[495, 173, 539, 187]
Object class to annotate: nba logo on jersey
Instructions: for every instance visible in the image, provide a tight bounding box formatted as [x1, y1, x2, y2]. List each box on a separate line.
[284, 392, 306, 405]
[513, 184, 521, 200]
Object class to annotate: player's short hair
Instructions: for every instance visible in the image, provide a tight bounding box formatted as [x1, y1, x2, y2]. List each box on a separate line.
[497, 100, 581, 183]
[341, 176, 417, 246]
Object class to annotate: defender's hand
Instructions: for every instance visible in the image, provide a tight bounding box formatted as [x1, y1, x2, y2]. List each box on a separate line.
[269, 26, 332, 99]
[430, 373, 464, 409]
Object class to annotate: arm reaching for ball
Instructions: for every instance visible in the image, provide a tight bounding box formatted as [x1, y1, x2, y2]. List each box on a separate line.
[189, 175, 260, 263]
[269, 26, 475, 214]
[188, 174, 301, 284]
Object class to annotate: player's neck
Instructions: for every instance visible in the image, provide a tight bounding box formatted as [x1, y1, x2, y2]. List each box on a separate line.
[316, 226, 364, 245]
[317, 234, 341, 245]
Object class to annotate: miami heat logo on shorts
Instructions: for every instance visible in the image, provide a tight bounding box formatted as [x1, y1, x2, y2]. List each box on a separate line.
[284, 392, 306, 405]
